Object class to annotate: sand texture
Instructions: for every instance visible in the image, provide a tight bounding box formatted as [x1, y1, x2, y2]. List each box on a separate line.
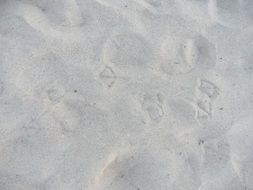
[0, 0, 253, 189]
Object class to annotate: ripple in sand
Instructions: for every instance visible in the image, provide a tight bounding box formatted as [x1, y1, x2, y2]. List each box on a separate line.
[103, 33, 151, 69]
[141, 0, 176, 15]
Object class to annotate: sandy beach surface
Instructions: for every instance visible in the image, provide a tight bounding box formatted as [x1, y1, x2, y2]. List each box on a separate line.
[0, 0, 253, 189]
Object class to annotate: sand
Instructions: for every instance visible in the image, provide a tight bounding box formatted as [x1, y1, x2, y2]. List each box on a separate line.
[0, 0, 253, 189]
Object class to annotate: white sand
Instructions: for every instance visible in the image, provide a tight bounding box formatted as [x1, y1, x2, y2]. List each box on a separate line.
[0, 0, 253, 189]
